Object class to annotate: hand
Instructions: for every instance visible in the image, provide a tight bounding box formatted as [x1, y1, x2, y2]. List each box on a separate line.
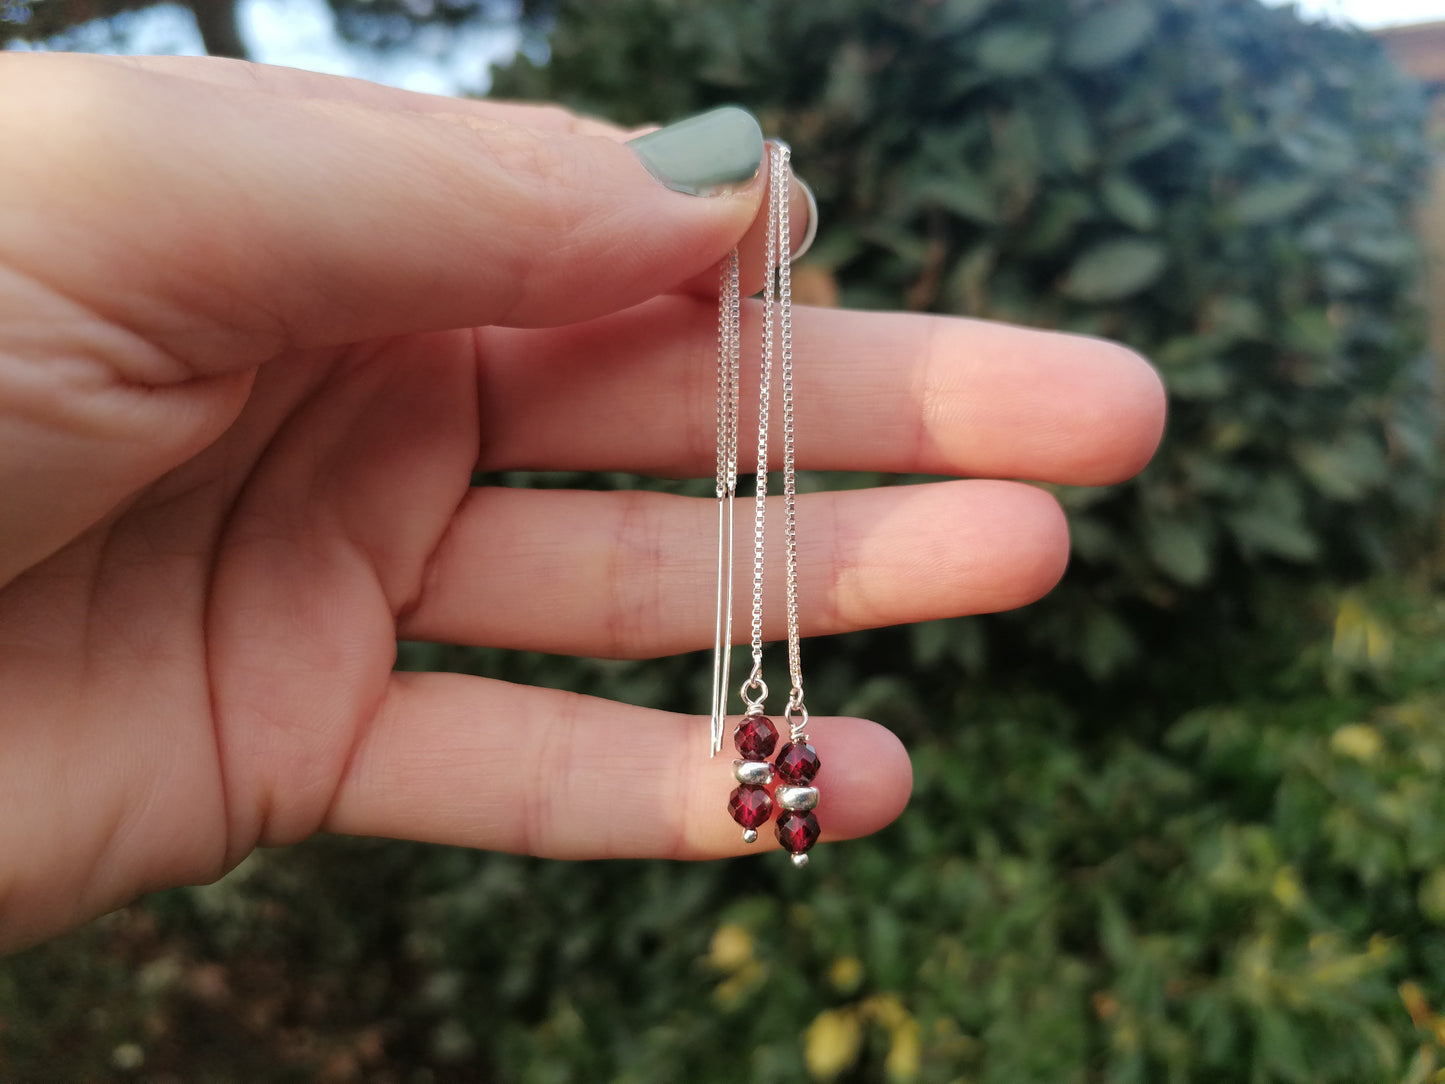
[0, 54, 1165, 950]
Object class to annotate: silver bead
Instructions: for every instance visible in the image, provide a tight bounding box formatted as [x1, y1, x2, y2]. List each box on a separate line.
[732, 759, 774, 785]
[790, 852, 810, 869]
[776, 785, 819, 811]
[742, 828, 759, 844]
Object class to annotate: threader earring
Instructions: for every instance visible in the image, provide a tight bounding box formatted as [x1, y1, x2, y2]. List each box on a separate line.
[711, 142, 822, 869]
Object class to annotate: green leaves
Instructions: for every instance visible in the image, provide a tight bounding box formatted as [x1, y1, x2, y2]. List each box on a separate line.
[1226, 474, 1321, 563]
[1063, 0, 1159, 71]
[975, 24, 1054, 75]
[1143, 510, 1214, 586]
[1060, 237, 1168, 301]
[1226, 179, 1322, 225]
[1100, 171, 1161, 231]
[1293, 432, 1389, 501]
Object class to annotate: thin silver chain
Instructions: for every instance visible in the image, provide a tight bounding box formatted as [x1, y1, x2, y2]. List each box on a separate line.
[747, 149, 778, 687]
[714, 259, 731, 499]
[751, 185, 774, 705]
[741, 144, 808, 741]
[709, 250, 741, 754]
[778, 150, 803, 720]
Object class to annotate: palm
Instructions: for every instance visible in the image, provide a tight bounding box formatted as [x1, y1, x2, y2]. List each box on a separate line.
[0, 332, 479, 943]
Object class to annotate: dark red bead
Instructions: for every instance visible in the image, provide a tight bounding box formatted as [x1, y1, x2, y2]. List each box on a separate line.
[733, 713, 778, 760]
[728, 785, 773, 829]
[774, 741, 821, 784]
[776, 810, 820, 854]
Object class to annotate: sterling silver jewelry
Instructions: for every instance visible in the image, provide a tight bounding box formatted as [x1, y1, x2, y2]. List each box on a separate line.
[715, 143, 821, 867]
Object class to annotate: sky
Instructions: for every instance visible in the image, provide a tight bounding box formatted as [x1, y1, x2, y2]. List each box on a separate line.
[1271, 0, 1445, 24]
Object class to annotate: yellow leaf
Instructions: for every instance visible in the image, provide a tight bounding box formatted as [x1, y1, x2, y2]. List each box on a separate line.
[828, 956, 864, 993]
[1272, 866, 1304, 912]
[863, 993, 910, 1029]
[1334, 595, 1368, 659]
[707, 923, 754, 972]
[1421, 871, 1445, 926]
[1331, 723, 1383, 762]
[886, 1018, 922, 1081]
[1401, 980, 1431, 1027]
[805, 1009, 863, 1081]
[712, 960, 764, 1011]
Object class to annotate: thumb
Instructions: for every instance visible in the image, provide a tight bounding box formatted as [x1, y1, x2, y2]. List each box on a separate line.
[0, 54, 768, 380]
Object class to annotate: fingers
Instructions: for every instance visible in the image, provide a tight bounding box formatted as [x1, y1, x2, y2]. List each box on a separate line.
[0, 54, 768, 379]
[323, 672, 912, 859]
[673, 150, 818, 299]
[477, 297, 1166, 485]
[398, 482, 1067, 657]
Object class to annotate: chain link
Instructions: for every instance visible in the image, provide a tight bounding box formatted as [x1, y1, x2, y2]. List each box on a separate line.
[741, 144, 809, 740]
[749, 148, 779, 675]
[709, 250, 742, 755]
[777, 147, 804, 727]
[714, 259, 730, 499]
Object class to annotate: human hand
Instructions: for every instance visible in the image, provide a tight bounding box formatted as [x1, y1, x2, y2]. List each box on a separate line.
[0, 54, 1164, 950]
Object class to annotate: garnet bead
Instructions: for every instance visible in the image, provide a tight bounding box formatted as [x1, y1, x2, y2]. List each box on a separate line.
[728, 784, 773, 829]
[733, 713, 778, 760]
[774, 741, 820, 784]
[776, 810, 820, 854]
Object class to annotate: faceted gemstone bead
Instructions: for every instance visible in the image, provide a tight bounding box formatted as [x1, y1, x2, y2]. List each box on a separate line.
[775, 810, 821, 854]
[728, 784, 774, 829]
[733, 713, 778, 760]
[774, 741, 821, 784]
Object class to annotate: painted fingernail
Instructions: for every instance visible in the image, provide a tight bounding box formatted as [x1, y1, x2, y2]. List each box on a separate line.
[626, 106, 764, 196]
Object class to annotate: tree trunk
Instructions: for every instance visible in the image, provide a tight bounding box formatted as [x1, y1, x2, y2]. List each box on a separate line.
[188, 0, 245, 58]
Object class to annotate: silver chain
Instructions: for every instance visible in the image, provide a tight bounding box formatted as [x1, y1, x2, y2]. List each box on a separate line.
[740, 144, 808, 741]
[778, 150, 803, 722]
[747, 150, 778, 688]
[709, 250, 741, 754]
[714, 257, 731, 499]
[726, 252, 741, 493]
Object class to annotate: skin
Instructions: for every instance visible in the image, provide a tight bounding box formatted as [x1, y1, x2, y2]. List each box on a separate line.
[0, 53, 1166, 952]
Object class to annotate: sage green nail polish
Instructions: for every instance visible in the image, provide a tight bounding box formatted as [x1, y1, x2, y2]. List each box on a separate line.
[626, 106, 764, 196]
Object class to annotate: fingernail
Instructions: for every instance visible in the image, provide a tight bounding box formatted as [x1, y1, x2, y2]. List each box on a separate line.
[626, 106, 764, 196]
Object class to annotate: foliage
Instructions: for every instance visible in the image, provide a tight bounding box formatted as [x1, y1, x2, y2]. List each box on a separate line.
[9, 578, 1445, 1082]
[495, 0, 1437, 676]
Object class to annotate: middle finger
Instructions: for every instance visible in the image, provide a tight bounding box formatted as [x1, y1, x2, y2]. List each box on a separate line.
[474, 295, 1164, 483]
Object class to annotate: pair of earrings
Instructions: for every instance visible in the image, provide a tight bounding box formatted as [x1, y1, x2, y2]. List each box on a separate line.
[709, 142, 821, 868]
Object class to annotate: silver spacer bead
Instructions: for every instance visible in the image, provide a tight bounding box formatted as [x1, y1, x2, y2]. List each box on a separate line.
[732, 759, 775, 785]
[776, 785, 819, 812]
[742, 828, 759, 844]
[790, 852, 810, 869]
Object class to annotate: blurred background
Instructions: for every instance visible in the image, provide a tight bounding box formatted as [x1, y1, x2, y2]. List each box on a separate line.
[5, 0, 1445, 1080]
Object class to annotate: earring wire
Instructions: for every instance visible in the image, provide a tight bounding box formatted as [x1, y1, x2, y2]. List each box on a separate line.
[709, 249, 741, 756]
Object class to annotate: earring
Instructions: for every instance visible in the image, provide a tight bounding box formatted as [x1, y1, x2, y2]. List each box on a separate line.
[713, 142, 821, 868]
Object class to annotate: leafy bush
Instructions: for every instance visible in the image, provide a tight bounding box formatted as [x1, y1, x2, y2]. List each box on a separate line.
[9, 579, 1445, 1082]
[496, 0, 1437, 675]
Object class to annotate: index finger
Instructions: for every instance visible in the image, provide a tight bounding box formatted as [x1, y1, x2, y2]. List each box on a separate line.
[0, 54, 765, 380]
